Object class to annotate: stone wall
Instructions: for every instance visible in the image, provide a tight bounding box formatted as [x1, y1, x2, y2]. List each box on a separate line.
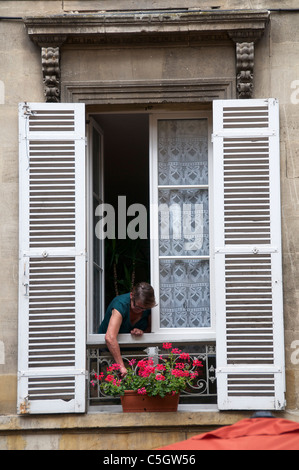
[1, 0, 299, 449]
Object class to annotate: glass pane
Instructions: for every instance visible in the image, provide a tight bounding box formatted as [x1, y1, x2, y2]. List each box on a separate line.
[158, 189, 209, 257]
[158, 119, 208, 186]
[93, 266, 102, 334]
[93, 195, 101, 266]
[93, 128, 101, 196]
[92, 126, 103, 333]
[159, 259, 210, 328]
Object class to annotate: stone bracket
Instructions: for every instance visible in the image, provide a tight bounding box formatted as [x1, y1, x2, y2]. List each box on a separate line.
[41, 47, 60, 103]
[228, 30, 264, 99]
[236, 42, 254, 99]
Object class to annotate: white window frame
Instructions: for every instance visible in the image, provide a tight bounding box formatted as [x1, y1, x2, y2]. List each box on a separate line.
[87, 110, 216, 345]
[86, 117, 105, 339]
[149, 112, 215, 340]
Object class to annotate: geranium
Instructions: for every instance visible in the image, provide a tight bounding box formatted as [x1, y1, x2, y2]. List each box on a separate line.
[179, 352, 190, 361]
[155, 374, 166, 381]
[193, 359, 203, 368]
[91, 343, 203, 398]
[171, 348, 182, 354]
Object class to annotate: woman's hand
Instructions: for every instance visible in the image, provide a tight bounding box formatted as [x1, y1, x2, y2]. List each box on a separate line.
[130, 328, 144, 337]
[119, 365, 128, 377]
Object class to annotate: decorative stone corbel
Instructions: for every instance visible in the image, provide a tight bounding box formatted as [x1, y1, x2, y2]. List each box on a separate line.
[229, 31, 264, 99]
[236, 41, 254, 99]
[41, 46, 60, 103]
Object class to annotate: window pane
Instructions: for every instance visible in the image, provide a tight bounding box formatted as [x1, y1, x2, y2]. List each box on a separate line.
[158, 189, 209, 257]
[159, 259, 210, 328]
[93, 129, 101, 196]
[93, 266, 102, 334]
[158, 119, 208, 186]
[93, 195, 101, 266]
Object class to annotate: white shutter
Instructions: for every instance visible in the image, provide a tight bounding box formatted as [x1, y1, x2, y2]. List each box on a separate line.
[18, 103, 86, 414]
[213, 99, 285, 410]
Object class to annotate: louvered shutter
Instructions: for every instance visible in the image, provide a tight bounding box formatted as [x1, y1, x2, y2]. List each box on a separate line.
[18, 103, 86, 414]
[213, 99, 285, 410]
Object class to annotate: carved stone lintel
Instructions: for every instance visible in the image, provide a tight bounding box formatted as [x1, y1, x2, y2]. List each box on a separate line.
[25, 12, 269, 103]
[236, 42, 254, 99]
[41, 47, 60, 103]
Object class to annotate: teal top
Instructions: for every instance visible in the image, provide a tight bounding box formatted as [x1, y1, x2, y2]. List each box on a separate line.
[98, 293, 151, 334]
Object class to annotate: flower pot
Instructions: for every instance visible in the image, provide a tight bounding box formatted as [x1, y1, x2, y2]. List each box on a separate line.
[120, 390, 180, 412]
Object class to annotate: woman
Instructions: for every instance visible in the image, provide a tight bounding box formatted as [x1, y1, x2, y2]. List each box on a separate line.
[99, 282, 157, 376]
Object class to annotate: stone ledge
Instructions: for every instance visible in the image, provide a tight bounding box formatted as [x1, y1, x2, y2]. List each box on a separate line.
[24, 10, 270, 47]
[1, 409, 299, 433]
[2, 410, 299, 450]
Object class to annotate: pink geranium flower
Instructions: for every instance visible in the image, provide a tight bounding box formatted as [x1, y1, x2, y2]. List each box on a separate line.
[171, 348, 182, 354]
[179, 352, 190, 361]
[155, 374, 166, 381]
[128, 359, 136, 366]
[94, 372, 104, 380]
[175, 362, 186, 369]
[193, 359, 203, 368]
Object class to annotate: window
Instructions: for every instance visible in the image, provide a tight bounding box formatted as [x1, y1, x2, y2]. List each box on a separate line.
[88, 111, 215, 343]
[87, 118, 104, 337]
[18, 99, 285, 414]
[150, 114, 214, 338]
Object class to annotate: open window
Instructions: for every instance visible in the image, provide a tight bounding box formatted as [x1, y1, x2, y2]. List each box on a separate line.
[150, 113, 214, 340]
[87, 111, 215, 343]
[18, 99, 285, 414]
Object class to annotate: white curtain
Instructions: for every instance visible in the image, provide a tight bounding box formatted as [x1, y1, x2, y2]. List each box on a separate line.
[157, 119, 210, 328]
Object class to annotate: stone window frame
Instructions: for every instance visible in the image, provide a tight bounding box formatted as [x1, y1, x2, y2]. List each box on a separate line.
[24, 9, 270, 103]
[62, 78, 235, 105]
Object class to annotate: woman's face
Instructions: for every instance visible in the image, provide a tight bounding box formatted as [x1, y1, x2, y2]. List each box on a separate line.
[130, 293, 147, 313]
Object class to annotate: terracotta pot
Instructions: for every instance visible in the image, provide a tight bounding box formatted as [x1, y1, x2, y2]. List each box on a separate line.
[120, 390, 180, 412]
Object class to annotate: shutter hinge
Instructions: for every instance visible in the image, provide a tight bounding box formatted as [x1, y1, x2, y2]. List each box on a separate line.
[19, 396, 30, 415]
[22, 102, 36, 117]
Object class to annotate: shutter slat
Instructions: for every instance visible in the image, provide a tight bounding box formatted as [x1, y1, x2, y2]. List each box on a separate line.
[213, 99, 285, 411]
[18, 103, 86, 414]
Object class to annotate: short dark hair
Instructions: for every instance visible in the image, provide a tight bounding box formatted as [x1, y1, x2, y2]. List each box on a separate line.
[132, 282, 157, 309]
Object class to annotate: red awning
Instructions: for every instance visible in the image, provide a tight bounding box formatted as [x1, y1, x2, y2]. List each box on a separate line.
[158, 418, 299, 450]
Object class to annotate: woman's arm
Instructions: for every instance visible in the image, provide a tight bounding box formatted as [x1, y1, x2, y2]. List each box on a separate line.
[105, 309, 127, 376]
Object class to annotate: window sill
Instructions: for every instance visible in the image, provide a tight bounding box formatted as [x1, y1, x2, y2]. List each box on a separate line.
[87, 331, 216, 345]
[0, 407, 253, 433]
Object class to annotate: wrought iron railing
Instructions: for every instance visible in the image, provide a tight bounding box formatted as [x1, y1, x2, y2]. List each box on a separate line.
[87, 343, 217, 407]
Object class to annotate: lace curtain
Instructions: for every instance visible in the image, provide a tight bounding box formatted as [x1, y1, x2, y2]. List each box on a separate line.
[158, 119, 210, 328]
[158, 119, 209, 186]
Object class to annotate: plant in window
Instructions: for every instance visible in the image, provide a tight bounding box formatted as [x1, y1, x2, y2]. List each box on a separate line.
[91, 343, 203, 398]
